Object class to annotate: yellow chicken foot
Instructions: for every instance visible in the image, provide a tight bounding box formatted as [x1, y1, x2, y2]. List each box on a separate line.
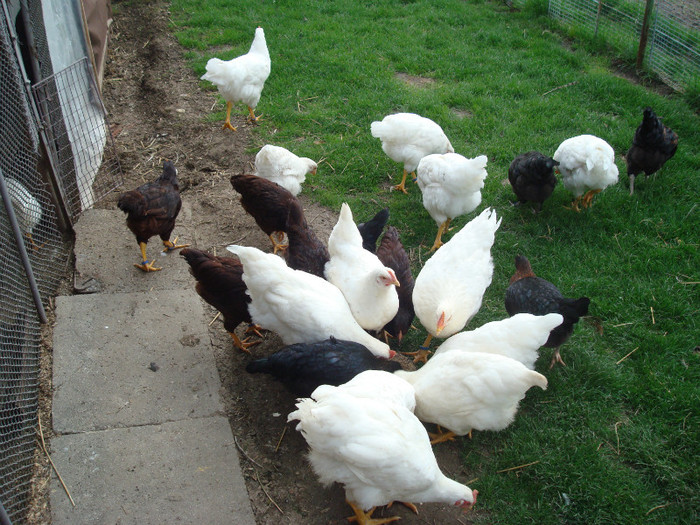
[428, 218, 451, 253]
[549, 347, 567, 369]
[582, 189, 601, 208]
[229, 332, 260, 353]
[25, 233, 44, 252]
[429, 425, 458, 445]
[134, 242, 162, 272]
[247, 105, 261, 123]
[269, 233, 288, 254]
[392, 169, 409, 194]
[222, 101, 237, 131]
[245, 323, 264, 338]
[346, 500, 400, 525]
[403, 334, 434, 364]
[566, 196, 583, 212]
[162, 236, 190, 253]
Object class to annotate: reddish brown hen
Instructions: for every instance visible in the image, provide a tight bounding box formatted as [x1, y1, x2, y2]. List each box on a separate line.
[180, 248, 260, 352]
[376, 226, 415, 344]
[283, 199, 330, 278]
[117, 161, 189, 271]
[230, 173, 300, 253]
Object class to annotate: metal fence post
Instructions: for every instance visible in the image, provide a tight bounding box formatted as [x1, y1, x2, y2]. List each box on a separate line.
[637, 0, 656, 69]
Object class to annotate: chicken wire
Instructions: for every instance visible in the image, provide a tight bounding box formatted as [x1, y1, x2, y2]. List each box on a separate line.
[548, 0, 699, 90]
[32, 57, 123, 221]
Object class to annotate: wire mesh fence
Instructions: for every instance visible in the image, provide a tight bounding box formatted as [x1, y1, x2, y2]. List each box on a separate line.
[0, 3, 122, 523]
[510, 0, 699, 91]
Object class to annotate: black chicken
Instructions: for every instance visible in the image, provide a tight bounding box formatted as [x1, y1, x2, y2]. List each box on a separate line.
[245, 336, 402, 397]
[230, 174, 300, 253]
[117, 161, 189, 271]
[376, 226, 415, 344]
[180, 248, 260, 352]
[505, 255, 590, 368]
[357, 207, 390, 253]
[508, 151, 559, 213]
[626, 107, 678, 195]
[283, 199, 330, 278]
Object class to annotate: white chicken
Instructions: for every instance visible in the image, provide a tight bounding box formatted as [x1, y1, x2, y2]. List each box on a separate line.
[394, 351, 548, 444]
[288, 370, 477, 524]
[254, 144, 317, 196]
[201, 27, 271, 131]
[1, 177, 43, 249]
[435, 313, 564, 370]
[409, 208, 501, 363]
[416, 153, 488, 252]
[552, 134, 619, 211]
[226, 244, 394, 359]
[370, 113, 454, 194]
[324, 203, 400, 332]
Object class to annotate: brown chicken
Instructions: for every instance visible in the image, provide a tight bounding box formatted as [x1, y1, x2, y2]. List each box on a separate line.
[376, 226, 415, 344]
[117, 161, 189, 271]
[230, 173, 300, 253]
[505, 255, 590, 368]
[626, 107, 678, 195]
[283, 199, 330, 278]
[180, 248, 260, 352]
[357, 207, 390, 253]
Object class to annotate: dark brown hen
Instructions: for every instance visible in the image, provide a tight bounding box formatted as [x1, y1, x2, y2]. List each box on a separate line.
[283, 199, 330, 278]
[117, 161, 189, 271]
[230, 173, 300, 253]
[508, 151, 559, 213]
[180, 248, 260, 352]
[504, 255, 590, 368]
[245, 336, 402, 397]
[376, 226, 415, 344]
[626, 107, 678, 194]
[357, 207, 390, 253]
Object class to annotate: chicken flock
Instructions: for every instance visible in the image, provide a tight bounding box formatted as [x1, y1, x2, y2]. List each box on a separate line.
[116, 26, 680, 525]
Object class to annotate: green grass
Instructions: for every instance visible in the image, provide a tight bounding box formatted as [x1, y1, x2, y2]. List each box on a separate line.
[171, 0, 699, 522]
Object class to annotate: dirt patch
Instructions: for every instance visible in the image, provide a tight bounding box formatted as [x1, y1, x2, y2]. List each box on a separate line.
[28, 1, 477, 524]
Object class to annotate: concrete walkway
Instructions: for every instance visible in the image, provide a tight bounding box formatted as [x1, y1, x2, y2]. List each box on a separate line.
[49, 207, 256, 524]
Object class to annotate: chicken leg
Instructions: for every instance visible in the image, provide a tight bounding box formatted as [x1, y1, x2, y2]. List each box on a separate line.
[549, 347, 566, 369]
[229, 331, 260, 353]
[134, 242, 161, 272]
[428, 426, 458, 445]
[403, 333, 433, 364]
[247, 105, 261, 123]
[162, 236, 190, 253]
[428, 218, 451, 253]
[222, 101, 237, 131]
[269, 232, 288, 254]
[581, 188, 602, 208]
[393, 169, 410, 194]
[346, 500, 400, 525]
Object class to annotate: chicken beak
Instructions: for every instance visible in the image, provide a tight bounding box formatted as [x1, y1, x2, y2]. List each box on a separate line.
[435, 312, 446, 334]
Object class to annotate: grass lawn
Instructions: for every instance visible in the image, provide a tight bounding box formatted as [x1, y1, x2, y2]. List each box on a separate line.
[170, 0, 699, 522]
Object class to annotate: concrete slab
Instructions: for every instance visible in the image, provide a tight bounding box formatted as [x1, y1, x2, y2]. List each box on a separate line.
[73, 207, 194, 294]
[52, 289, 222, 433]
[50, 417, 256, 525]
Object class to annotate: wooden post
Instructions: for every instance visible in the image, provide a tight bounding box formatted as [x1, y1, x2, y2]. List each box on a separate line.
[637, 0, 656, 70]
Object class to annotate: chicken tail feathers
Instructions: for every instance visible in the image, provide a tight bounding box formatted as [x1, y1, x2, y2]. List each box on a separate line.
[357, 208, 389, 253]
[117, 190, 147, 217]
[557, 296, 590, 322]
[530, 370, 548, 390]
[245, 358, 270, 374]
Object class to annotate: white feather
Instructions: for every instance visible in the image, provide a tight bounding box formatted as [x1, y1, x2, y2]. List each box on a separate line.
[553, 134, 619, 198]
[254, 144, 317, 196]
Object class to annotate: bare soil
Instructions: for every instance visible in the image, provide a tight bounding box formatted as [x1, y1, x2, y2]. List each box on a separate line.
[29, 1, 478, 524]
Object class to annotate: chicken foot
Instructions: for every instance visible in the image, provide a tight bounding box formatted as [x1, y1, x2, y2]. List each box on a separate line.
[403, 333, 433, 364]
[392, 169, 411, 194]
[581, 188, 601, 208]
[134, 242, 162, 272]
[269, 232, 288, 254]
[428, 425, 458, 445]
[346, 500, 400, 525]
[229, 331, 260, 353]
[549, 347, 566, 369]
[162, 236, 190, 253]
[247, 105, 261, 124]
[428, 218, 451, 252]
[222, 101, 237, 131]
